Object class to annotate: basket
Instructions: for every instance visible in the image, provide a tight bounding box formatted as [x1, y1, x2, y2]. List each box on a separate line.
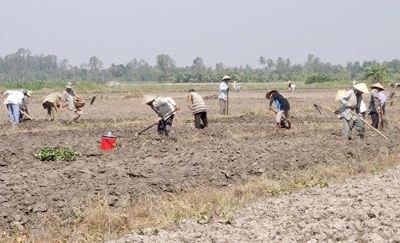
[74, 100, 86, 108]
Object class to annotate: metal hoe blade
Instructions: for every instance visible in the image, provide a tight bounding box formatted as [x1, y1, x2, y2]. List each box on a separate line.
[90, 95, 96, 105]
[313, 104, 322, 114]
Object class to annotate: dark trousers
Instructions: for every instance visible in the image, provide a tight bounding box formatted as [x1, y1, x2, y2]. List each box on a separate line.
[42, 101, 56, 120]
[370, 112, 379, 129]
[194, 112, 208, 129]
[158, 114, 174, 136]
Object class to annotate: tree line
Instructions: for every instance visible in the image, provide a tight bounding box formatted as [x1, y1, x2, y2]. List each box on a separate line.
[0, 48, 399, 84]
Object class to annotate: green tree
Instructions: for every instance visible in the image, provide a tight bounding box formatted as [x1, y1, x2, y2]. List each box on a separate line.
[110, 64, 126, 79]
[156, 54, 175, 73]
[266, 58, 275, 71]
[191, 57, 206, 82]
[258, 56, 266, 68]
[89, 56, 103, 71]
[364, 63, 389, 84]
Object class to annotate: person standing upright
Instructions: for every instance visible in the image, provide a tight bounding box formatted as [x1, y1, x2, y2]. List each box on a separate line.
[218, 75, 231, 115]
[187, 88, 208, 129]
[368, 84, 381, 129]
[375, 83, 387, 115]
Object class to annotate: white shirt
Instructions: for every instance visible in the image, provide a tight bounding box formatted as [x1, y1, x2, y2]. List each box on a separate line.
[218, 81, 229, 100]
[152, 97, 176, 117]
[379, 91, 387, 104]
[3, 90, 24, 106]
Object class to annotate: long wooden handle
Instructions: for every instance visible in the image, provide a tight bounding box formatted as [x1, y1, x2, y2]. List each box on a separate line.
[313, 104, 336, 113]
[350, 110, 388, 139]
[314, 104, 388, 139]
[137, 123, 157, 135]
[137, 109, 177, 135]
[19, 109, 34, 119]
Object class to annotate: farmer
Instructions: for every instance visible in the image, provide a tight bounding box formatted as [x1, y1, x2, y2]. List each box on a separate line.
[376, 84, 387, 116]
[368, 83, 382, 129]
[19, 89, 33, 120]
[42, 92, 64, 121]
[187, 88, 208, 129]
[3, 89, 32, 125]
[266, 89, 291, 129]
[145, 95, 180, 136]
[336, 83, 369, 140]
[218, 75, 231, 115]
[62, 82, 84, 124]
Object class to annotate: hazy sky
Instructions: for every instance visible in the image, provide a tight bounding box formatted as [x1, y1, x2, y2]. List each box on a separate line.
[1, 0, 399, 68]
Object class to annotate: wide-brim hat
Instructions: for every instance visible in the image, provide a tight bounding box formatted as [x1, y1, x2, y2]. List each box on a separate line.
[265, 89, 277, 99]
[353, 83, 369, 94]
[20, 89, 32, 97]
[66, 82, 73, 89]
[371, 83, 385, 90]
[221, 75, 231, 81]
[142, 95, 157, 105]
[335, 89, 346, 101]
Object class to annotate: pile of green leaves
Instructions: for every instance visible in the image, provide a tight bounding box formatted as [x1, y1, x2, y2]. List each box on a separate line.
[33, 147, 78, 162]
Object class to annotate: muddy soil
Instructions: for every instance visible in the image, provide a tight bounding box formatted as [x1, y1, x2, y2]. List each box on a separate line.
[0, 88, 399, 241]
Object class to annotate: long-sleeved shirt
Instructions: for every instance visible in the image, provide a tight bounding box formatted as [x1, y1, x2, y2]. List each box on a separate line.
[3, 90, 25, 106]
[369, 89, 381, 113]
[339, 89, 363, 120]
[218, 81, 229, 100]
[152, 97, 176, 117]
[379, 91, 387, 104]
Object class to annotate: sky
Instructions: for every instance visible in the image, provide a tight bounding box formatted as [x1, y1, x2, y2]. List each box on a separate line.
[1, 0, 399, 68]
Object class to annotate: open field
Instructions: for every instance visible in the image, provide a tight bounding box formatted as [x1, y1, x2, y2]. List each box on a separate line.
[1, 85, 400, 242]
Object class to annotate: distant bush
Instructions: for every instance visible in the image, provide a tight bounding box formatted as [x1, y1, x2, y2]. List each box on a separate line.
[305, 74, 331, 84]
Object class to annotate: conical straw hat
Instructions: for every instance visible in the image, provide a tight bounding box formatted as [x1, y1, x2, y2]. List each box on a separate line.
[142, 95, 157, 105]
[335, 89, 346, 101]
[221, 75, 231, 81]
[353, 83, 369, 94]
[371, 83, 385, 90]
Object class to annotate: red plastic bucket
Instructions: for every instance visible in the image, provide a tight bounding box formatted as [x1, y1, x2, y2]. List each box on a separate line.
[101, 135, 117, 151]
